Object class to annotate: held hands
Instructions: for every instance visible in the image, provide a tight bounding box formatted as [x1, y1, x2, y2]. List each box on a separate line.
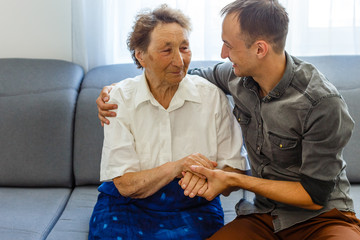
[187, 165, 232, 201]
[177, 153, 217, 199]
[96, 85, 118, 126]
[179, 172, 208, 198]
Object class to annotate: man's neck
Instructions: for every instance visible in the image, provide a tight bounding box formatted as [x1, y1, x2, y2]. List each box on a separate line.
[253, 52, 287, 98]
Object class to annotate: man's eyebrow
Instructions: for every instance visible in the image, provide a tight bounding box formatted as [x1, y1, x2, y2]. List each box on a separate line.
[223, 40, 232, 48]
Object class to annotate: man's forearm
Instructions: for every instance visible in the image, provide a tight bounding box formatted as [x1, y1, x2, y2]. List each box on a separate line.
[228, 172, 323, 210]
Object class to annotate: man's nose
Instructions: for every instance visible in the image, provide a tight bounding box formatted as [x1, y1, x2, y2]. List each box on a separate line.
[221, 44, 229, 59]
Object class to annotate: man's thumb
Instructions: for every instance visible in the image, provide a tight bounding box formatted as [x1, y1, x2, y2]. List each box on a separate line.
[190, 165, 207, 178]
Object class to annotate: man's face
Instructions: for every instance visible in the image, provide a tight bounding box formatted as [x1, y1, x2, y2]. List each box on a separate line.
[221, 13, 255, 77]
[139, 23, 192, 87]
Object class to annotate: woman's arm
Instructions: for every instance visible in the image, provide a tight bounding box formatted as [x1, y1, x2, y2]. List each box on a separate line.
[113, 162, 176, 199]
[113, 153, 217, 199]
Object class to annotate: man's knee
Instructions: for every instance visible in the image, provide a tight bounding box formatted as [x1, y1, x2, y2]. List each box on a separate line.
[208, 214, 277, 240]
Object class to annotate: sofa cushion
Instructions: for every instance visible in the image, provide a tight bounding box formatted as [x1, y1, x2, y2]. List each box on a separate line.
[220, 189, 253, 224]
[300, 56, 360, 183]
[0, 187, 71, 240]
[0, 59, 84, 187]
[46, 186, 99, 240]
[73, 89, 104, 185]
[350, 184, 360, 215]
[0, 59, 83, 96]
[73, 64, 143, 186]
[46, 186, 249, 240]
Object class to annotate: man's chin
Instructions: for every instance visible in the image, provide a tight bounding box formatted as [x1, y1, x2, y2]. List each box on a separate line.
[232, 68, 244, 77]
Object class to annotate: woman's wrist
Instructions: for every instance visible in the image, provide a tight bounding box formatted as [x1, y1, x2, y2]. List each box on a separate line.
[163, 161, 181, 179]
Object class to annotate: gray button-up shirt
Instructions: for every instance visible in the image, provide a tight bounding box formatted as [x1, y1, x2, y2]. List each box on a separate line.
[190, 52, 355, 232]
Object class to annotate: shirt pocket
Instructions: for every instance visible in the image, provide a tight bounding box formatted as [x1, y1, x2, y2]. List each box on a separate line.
[233, 105, 251, 138]
[268, 132, 301, 169]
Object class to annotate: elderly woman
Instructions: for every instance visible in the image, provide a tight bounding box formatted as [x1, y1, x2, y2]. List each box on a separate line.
[88, 5, 248, 240]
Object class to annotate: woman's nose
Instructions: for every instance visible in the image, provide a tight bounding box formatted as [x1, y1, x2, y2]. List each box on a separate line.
[172, 50, 184, 67]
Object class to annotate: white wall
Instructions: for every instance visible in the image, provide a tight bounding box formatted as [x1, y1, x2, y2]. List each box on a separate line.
[0, 0, 72, 61]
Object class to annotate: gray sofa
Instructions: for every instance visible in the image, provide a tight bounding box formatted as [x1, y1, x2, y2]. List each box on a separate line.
[0, 56, 359, 239]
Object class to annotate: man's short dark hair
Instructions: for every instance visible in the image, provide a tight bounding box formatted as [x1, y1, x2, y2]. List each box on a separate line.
[221, 0, 289, 54]
[127, 4, 192, 69]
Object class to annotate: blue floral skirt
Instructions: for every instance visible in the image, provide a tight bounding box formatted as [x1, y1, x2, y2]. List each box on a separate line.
[88, 180, 224, 240]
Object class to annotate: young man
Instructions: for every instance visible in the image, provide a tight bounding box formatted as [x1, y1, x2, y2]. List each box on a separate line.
[187, 0, 360, 239]
[97, 0, 360, 239]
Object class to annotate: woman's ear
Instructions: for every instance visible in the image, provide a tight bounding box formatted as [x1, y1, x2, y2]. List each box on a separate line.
[255, 40, 268, 59]
[135, 49, 146, 68]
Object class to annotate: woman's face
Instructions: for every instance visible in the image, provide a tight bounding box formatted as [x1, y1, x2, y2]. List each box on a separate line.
[137, 22, 192, 87]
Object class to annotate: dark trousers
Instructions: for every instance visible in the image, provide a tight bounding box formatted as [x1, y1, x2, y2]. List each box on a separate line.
[208, 209, 360, 240]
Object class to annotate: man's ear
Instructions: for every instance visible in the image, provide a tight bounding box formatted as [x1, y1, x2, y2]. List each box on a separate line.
[255, 40, 268, 59]
[135, 49, 146, 68]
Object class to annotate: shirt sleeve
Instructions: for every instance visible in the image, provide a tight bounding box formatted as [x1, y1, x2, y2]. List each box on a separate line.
[215, 89, 250, 171]
[188, 62, 236, 95]
[300, 95, 354, 205]
[100, 86, 141, 182]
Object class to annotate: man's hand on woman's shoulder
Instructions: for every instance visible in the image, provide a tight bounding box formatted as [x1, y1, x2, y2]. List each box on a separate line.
[96, 84, 118, 126]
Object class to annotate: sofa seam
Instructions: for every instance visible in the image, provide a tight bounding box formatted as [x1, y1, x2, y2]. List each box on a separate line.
[0, 87, 80, 98]
[41, 189, 73, 240]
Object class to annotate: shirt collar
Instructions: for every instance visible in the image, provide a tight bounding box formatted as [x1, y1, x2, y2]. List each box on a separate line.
[135, 73, 202, 109]
[174, 75, 202, 104]
[267, 51, 295, 99]
[243, 51, 295, 99]
[134, 73, 153, 108]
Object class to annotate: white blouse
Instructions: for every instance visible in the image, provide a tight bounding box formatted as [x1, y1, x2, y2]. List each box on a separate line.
[100, 73, 249, 182]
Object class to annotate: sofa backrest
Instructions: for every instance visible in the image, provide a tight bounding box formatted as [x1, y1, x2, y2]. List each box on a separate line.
[73, 58, 360, 186]
[299, 56, 360, 183]
[0, 59, 84, 187]
[73, 64, 143, 185]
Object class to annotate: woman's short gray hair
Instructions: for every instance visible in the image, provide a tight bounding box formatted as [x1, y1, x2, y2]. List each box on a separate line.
[127, 4, 192, 69]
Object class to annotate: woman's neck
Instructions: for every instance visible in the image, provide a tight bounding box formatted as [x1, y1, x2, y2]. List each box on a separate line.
[146, 77, 179, 109]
